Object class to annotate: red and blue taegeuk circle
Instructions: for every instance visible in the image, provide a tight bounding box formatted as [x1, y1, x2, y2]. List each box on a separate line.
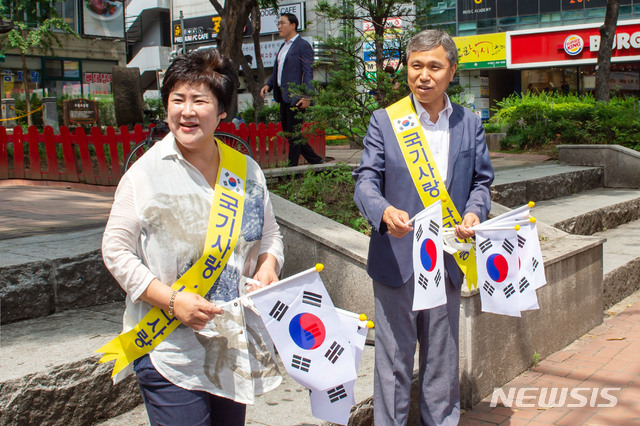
[228, 177, 238, 188]
[486, 253, 509, 282]
[289, 313, 326, 350]
[420, 238, 438, 272]
[402, 119, 411, 127]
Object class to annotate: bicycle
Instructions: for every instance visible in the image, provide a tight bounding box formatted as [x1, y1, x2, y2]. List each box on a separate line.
[123, 124, 254, 172]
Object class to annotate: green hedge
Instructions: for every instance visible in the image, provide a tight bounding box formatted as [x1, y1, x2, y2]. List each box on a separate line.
[489, 92, 640, 151]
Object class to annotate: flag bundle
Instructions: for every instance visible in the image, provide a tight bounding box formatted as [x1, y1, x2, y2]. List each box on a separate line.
[248, 265, 357, 390]
[412, 200, 447, 311]
[308, 308, 372, 425]
[473, 202, 546, 317]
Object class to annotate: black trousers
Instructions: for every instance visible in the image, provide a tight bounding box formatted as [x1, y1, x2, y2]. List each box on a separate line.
[279, 100, 323, 166]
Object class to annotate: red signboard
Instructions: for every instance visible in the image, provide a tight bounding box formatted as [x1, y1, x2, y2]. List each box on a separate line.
[507, 19, 640, 68]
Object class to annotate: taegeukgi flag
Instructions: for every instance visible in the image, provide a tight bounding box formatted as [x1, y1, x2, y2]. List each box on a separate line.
[309, 308, 371, 425]
[475, 228, 521, 317]
[249, 265, 357, 391]
[412, 200, 447, 311]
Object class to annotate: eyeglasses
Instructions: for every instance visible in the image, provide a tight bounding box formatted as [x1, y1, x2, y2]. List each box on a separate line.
[277, 21, 291, 27]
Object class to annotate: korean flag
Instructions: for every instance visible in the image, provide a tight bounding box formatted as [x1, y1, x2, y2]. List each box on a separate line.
[412, 200, 447, 311]
[392, 113, 418, 133]
[476, 229, 521, 317]
[309, 308, 369, 425]
[515, 222, 546, 311]
[218, 167, 244, 195]
[250, 267, 357, 391]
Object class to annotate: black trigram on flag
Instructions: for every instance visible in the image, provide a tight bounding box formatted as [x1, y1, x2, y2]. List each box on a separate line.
[518, 235, 526, 248]
[269, 301, 289, 321]
[428, 220, 439, 235]
[504, 283, 516, 298]
[302, 291, 322, 307]
[418, 273, 428, 290]
[479, 239, 493, 253]
[434, 269, 442, 287]
[483, 281, 495, 296]
[502, 239, 515, 255]
[325, 341, 345, 364]
[291, 354, 311, 372]
[416, 224, 423, 242]
[532, 257, 539, 271]
[327, 385, 348, 403]
[519, 277, 530, 292]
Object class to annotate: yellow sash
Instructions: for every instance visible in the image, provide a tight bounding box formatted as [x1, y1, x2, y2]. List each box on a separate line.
[386, 96, 478, 289]
[97, 140, 247, 376]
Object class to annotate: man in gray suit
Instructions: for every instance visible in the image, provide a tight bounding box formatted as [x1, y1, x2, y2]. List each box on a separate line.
[260, 13, 323, 166]
[353, 29, 494, 425]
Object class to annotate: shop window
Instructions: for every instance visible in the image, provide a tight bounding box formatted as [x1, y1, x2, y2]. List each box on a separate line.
[519, 15, 540, 24]
[585, 8, 606, 18]
[540, 12, 561, 24]
[561, 10, 585, 21]
[44, 59, 81, 80]
[619, 5, 632, 17]
[498, 17, 518, 26]
[55, 0, 78, 32]
[459, 21, 477, 33]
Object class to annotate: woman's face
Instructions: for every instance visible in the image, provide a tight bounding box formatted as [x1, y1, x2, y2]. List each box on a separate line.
[167, 82, 226, 153]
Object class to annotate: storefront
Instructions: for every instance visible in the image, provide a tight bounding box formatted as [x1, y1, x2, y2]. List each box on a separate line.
[506, 19, 640, 96]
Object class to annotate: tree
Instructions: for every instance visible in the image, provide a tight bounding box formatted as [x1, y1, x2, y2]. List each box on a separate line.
[0, 0, 78, 126]
[595, 0, 620, 102]
[209, 0, 276, 121]
[304, 1, 429, 146]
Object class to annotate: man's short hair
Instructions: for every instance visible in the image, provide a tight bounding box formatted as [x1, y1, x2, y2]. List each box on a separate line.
[406, 29, 458, 67]
[281, 13, 299, 31]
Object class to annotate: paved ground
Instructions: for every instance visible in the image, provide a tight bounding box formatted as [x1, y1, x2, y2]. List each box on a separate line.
[4, 147, 640, 425]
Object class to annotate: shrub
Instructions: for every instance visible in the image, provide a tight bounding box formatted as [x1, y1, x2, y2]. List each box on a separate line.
[489, 92, 640, 151]
[239, 103, 280, 125]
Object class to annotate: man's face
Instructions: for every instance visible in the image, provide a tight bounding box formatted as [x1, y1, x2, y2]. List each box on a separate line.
[277, 16, 296, 40]
[407, 45, 457, 111]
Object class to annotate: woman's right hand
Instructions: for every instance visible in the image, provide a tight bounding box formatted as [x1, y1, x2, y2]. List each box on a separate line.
[173, 292, 223, 330]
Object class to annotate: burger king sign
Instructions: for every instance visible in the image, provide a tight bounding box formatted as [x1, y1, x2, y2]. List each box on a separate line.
[564, 35, 584, 56]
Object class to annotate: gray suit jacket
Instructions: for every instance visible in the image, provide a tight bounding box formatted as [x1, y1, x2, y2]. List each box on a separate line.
[265, 36, 314, 105]
[353, 95, 494, 288]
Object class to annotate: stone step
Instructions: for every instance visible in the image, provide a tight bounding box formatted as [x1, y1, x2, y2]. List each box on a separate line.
[531, 188, 640, 235]
[490, 163, 603, 208]
[596, 218, 640, 309]
[0, 228, 124, 325]
[0, 302, 141, 425]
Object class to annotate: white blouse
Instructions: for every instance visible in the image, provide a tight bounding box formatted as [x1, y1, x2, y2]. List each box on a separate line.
[102, 133, 284, 403]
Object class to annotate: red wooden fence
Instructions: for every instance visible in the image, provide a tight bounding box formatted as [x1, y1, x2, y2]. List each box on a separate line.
[0, 123, 325, 186]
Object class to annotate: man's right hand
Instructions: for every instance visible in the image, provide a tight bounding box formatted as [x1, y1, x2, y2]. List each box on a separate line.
[382, 206, 413, 238]
[260, 85, 269, 99]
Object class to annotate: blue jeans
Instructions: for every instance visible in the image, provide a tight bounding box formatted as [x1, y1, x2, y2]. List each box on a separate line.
[133, 355, 246, 426]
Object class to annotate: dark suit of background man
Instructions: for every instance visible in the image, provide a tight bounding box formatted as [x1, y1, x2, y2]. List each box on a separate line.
[353, 29, 494, 425]
[260, 13, 323, 167]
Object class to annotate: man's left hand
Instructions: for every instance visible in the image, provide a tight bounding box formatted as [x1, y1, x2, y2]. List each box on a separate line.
[296, 97, 310, 109]
[455, 212, 480, 239]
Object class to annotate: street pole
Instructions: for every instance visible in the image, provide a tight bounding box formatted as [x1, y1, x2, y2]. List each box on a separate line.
[180, 10, 186, 54]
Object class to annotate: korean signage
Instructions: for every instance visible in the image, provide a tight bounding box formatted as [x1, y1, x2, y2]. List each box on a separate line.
[260, 2, 305, 35]
[507, 20, 640, 68]
[63, 99, 100, 127]
[459, 0, 496, 22]
[172, 15, 223, 45]
[83, 72, 113, 95]
[82, 0, 125, 39]
[362, 18, 403, 81]
[454, 33, 507, 69]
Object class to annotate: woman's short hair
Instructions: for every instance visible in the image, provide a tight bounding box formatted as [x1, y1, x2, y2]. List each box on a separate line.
[406, 29, 458, 67]
[161, 48, 237, 113]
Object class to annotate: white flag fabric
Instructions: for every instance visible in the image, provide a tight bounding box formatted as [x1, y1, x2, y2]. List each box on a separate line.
[476, 229, 521, 317]
[249, 268, 357, 391]
[309, 308, 369, 425]
[515, 222, 545, 310]
[412, 200, 447, 311]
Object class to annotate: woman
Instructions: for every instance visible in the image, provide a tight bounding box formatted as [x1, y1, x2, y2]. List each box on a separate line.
[102, 48, 284, 425]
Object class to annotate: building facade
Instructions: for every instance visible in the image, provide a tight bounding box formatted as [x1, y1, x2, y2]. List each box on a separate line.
[0, 0, 127, 102]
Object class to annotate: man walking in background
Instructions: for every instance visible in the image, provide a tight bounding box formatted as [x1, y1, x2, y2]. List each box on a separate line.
[260, 12, 324, 167]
